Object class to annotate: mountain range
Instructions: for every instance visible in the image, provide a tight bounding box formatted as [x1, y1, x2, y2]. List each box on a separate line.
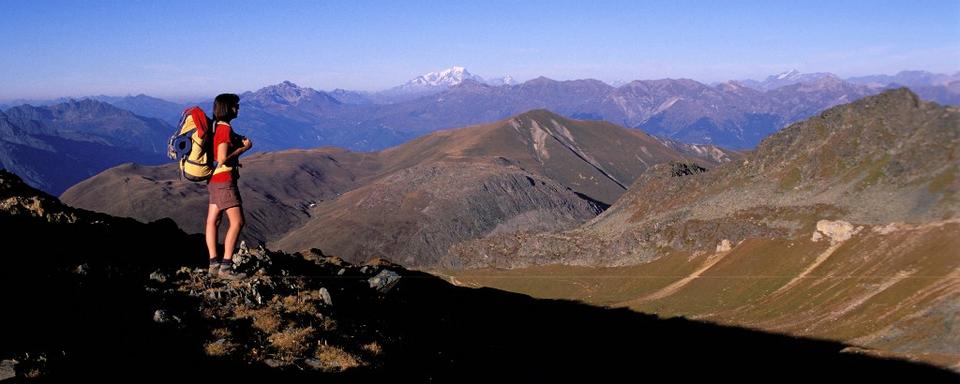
[20, 87, 960, 374]
[61, 110, 739, 266]
[335, 66, 517, 104]
[2, 68, 958, 196]
[442, 88, 960, 370]
[202, 69, 957, 154]
[451, 88, 958, 265]
[3, 64, 958, 375]
[0, 99, 169, 195]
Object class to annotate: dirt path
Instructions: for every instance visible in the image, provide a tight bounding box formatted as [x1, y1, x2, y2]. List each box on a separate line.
[635, 250, 732, 302]
[768, 241, 844, 297]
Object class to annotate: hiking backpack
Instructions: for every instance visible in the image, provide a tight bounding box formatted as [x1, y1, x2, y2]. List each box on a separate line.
[167, 106, 216, 182]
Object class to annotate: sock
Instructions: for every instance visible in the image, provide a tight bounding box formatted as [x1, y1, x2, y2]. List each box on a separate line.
[209, 258, 220, 265]
[221, 259, 234, 268]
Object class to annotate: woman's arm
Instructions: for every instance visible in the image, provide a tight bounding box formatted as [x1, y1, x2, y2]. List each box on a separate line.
[220, 137, 252, 164]
[217, 142, 229, 165]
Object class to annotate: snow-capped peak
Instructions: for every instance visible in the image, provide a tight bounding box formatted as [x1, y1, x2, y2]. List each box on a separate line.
[405, 66, 485, 87]
[776, 69, 801, 80]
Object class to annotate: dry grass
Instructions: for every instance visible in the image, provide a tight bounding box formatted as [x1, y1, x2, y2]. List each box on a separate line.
[268, 326, 314, 357]
[211, 327, 232, 339]
[233, 306, 282, 334]
[315, 343, 363, 372]
[361, 341, 383, 356]
[204, 339, 239, 357]
[442, 223, 960, 372]
[281, 294, 319, 316]
[319, 316, 338, 331]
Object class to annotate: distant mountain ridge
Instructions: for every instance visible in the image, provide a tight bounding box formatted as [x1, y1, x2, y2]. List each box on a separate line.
[214, 69, 957, 152]
[4, 68, 958, 195]
[739, 69, 841, 91]
[372, 66, 515, 103]
[846, 70, 960, 88]
[0, 99, 170, 194]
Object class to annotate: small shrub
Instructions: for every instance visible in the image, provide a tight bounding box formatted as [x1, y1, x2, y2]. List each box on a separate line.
[204, 339, 238, 357]
[268, 326, 314, 357]
[315, 343, 363, 372]
[234, 306, 282, 334]
[361, 341, 383, 356]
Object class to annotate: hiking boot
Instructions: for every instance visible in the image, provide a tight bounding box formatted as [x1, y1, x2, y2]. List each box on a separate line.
[208, 260, 220, 277]
[218, 261, 247, 280]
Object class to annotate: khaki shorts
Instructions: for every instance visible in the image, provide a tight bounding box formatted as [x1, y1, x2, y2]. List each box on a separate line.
[208, 182, 242, 210]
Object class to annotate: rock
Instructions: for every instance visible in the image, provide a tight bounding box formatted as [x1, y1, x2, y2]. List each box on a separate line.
[233, 245, 273, 274]
[670, 162, 708, 177]
[303, 358, 325, 370]
[175, 266, 193, 279]
[812, 220, 858, 243]
[247, 279, 275, 305]
[716, 239, 732, 252]
[0, 359, 17, 381]
[811, 231, 823, 242]
[153, 309, 181, 325]
[317, 287, 333, 306]
[204, 278, 277, 305]
[263, 358, 284, 368]
[73, 263, 89, 276]
[149, 270, 168, 283]
[368, 270, 402, 293]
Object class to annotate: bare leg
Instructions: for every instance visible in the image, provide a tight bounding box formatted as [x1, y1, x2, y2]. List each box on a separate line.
[205, 204, 222, 261]
[223, 205, 245, 261]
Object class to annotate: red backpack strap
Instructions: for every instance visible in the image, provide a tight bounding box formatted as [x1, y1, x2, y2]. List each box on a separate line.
[188, 107, 211, 139]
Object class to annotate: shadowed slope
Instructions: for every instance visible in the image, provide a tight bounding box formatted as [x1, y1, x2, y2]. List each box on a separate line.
[1, 169, 956, 382]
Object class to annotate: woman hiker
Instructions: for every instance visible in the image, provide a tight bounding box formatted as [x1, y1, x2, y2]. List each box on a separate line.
[206, 93, 253, 279]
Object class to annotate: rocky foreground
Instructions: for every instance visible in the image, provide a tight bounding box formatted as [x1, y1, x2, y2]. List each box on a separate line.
[1, 170, 957, 382]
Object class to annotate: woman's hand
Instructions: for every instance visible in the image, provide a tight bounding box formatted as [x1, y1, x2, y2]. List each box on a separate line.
[241, 137, 252, 151]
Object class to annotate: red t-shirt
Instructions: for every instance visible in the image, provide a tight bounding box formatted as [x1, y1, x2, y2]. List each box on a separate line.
[210, 122, 238, 183]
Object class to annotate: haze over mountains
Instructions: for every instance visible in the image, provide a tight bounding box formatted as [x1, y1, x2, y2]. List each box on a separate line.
[1, 67, 958, 196]
[0, 100, 169, 194]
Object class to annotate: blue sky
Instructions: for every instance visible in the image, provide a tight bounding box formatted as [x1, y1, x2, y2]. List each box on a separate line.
[2, 0, 958, 101]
